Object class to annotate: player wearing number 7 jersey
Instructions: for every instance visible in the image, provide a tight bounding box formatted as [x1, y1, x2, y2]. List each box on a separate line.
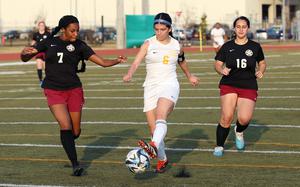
[123, 12, 199, 173]
[213, 16, 267, 156]
[21, 15, 127, 176]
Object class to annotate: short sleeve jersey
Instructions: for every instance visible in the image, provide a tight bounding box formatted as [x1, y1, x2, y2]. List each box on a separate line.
[215, 39, 265, 90]
[32, 31, 51, 45]
[35, 37, 95, 90]
[143, 36, 180, 86]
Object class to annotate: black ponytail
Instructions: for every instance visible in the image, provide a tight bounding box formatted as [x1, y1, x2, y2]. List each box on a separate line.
[51, 15, 79, 37]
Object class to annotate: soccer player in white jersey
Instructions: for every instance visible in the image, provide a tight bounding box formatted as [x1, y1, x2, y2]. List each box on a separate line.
[123, 12, 199, 173]
[211, 22, 226, 53]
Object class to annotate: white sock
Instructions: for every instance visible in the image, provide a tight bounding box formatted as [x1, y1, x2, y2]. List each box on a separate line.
[157, 140, 167, 161]
[152, 119, 167, 150]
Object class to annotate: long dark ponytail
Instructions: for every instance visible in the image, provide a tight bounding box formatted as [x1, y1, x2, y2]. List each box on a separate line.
[51, 15, 79, 37]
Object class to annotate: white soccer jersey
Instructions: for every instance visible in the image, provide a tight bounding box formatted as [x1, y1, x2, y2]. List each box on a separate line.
[143, 36, 180, 86]
[211, 27, 225, 46]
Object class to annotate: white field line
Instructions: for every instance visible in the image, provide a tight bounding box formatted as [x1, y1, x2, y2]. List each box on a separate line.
[0, 95, 299, 100]
[0, 121, 299, 128]
[0, 61, 35, 67]
[0, 143, 300, 155]
[0, 184, 80, 187]
[0, 106, 299, 111]
[1, 87, 300, 93]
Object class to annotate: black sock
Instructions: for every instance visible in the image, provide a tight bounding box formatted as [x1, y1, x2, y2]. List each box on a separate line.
[236, 121, 249, 133]
[37, 69, 43, 81]
[216, 123, 230, 147]
[60, 130, 78, 168]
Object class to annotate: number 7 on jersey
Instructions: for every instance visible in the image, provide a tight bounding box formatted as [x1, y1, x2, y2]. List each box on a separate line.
[57, 52, 64, 63]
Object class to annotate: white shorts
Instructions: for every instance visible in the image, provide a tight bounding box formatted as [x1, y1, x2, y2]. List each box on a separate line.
[143, 82, 180, 112]
[213, 40, 224, 48]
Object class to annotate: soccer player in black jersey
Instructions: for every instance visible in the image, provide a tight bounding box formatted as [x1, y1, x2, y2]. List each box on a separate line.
[31, 21, 51, 85]
[21, 15, 127, 176]
[213, 16, 266, 156]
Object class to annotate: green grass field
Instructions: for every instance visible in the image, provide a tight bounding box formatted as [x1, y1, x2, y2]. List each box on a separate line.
[0, 49, 299, 186]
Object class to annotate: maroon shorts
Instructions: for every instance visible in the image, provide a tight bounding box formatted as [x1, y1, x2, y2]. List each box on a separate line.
[35, 52, 45, 60]
[44, 87, 84, 112]
[219, 85, 258, 102]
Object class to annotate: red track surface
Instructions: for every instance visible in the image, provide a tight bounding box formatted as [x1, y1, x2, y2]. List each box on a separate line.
[0, 44, 299, 62]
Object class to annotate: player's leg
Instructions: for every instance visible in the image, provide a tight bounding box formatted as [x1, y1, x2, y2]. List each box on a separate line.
[214, 93, 237, 156]
[36, 58, 44, 82]
[68, 87, 84, 139]
[49, 104, 83, 176]
[235, 97, 256, 150]
[146, 109, 168, 172]
[145, 110, 156, 135]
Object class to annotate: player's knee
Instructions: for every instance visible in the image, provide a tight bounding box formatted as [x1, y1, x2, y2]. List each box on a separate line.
[73, 129, 81, 139]
[220, 116, 233, 127]
[237, 118, 250, 126]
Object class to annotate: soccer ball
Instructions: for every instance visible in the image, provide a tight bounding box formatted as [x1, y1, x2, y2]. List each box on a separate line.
[125, 148, 150, 174]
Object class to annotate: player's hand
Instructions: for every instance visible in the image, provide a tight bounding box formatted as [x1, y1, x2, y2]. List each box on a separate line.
[222, 67, 231, 76]
[117, 55, 127, 63]
[255, 71, 264, 79]
[188, 75, 199, 86]
[21, 47, 38, 55]
[123, 74, 132, 82]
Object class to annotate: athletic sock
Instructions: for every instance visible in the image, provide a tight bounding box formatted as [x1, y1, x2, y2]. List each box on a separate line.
[60, 130, 79, 168]
[157, 140, 167, 161]
[236, 121, 249, 133]
[37, 69, 43, 81]
[152, 120, 167, 149]
[216, 123, 230, 147]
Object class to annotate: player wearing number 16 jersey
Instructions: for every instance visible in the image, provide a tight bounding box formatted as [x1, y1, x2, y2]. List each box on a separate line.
[21, 15, 127, 176]
[213, 16, 267, 156]
[123, 13, 199, 173]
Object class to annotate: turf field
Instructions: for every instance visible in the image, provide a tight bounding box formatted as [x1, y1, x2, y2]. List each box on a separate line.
[0, 48, 299, 186]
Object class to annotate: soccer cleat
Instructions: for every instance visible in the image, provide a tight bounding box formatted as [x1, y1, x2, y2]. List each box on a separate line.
[72, 166, 84, 176]
[138, 139, 157, 159]
[155, 159, 168, 173]
[213, 146, 224, 157]
[234, 126, 245, 150]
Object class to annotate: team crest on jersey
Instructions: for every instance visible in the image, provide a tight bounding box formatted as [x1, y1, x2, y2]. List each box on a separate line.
[66, 44, 75, 52]
[245, 49, 253, 57]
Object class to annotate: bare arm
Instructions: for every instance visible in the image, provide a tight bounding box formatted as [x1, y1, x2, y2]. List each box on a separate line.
[178, 50, 199, 86]
[255, 60, 266, 79]
[20, 46, 38, 62]
[88, 54, 127, 67]
[123, 42, 149, 82]
[214, 60, 231, 76]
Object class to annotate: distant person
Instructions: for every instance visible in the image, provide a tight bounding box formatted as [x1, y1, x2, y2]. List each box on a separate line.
[31, 21, 51, 85]
[123, 12, 199, 173]
[21, 15, 127, 176]
[213, 16, 267, 157]
[211, 22, 226, 53]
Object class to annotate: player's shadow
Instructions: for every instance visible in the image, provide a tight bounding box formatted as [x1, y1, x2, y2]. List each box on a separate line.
[226, 119, 270, 150]
[168, 128, 209, 172]
[80, 129, 138, 170]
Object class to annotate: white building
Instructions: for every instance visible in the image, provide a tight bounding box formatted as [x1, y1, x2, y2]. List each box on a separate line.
[0, 0, 299, 32]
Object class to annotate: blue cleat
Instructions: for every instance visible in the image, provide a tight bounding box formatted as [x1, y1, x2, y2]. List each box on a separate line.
[235, 126, 245, 150]
[213, 146, 224, 157]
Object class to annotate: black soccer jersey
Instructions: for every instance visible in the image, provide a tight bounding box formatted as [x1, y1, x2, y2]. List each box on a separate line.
[35, 37, 95, 90]
[215, 39, 265, 90]
[32, 31, 51, 45]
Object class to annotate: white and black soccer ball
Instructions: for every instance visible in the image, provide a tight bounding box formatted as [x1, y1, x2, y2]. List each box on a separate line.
[125, 148, 150, 174]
